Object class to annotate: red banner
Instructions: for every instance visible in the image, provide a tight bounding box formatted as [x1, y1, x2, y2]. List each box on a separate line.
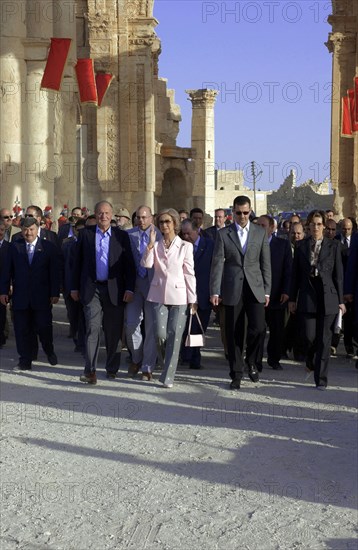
[95, 73, 114, 107]
[354, 77, 358, 123]
[75, 59, 98, 104]
[347, 89, 358, 133]
[41, 38, 72, 91]
[341, 96, 353, 138]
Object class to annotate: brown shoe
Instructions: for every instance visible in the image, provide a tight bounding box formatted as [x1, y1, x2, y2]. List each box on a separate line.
[141, 372, 152, 381]
[80, 372, 97, 385]
[127, 362, 141, 378]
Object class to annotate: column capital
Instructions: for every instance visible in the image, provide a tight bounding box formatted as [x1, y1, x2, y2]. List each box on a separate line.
[326, 31, 356, 55]
[185, 89, 219, 109]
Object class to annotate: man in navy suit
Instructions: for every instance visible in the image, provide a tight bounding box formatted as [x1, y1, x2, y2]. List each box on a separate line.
[205, 208, 228, 241]
[344, 232, 358, 368]
[181, 219, 214, 368]
[57, 206, 83, 245]
[126, 205, 161, 380]
[210, 195, 271, 389]
[257, 215, 292, 370]
[71, 201, 136, 384]
[0, 217, 60, 370]
[0, 219, 10, 347]
[12, 205, 59, 246]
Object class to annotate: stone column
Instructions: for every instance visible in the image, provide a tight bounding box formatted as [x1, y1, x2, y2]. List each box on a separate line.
[186, 89, 219, 217]
[327, 20, 357, 218]
[0, 2, 27, 208]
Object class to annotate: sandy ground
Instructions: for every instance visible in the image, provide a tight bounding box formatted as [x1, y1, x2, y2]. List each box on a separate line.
[0, 300, 357, 550]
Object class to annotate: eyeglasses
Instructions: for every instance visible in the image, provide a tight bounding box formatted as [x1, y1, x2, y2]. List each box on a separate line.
[159, 219, 172, 224]
[235, 211, 250, 216]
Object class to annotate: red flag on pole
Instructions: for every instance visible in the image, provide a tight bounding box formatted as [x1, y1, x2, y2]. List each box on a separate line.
[95, 73, 114, 107]
[341, 96, 353, 138]
[347, 89, 358, 133]
[75, 59, 98, 104]
[41, 38, 72, 91]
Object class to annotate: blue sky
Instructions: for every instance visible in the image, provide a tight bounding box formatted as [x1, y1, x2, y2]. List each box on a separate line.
[154, 1, 333, 191]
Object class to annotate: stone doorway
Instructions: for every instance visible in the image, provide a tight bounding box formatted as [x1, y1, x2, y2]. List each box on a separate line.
[157, 168, 189, 212]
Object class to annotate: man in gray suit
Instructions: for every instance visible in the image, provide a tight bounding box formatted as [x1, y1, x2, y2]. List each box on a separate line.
[210, 195, 271, 389]
[126, 205, 161, 380]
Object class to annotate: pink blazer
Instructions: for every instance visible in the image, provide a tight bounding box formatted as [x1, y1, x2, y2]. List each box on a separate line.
[141, 236, 197, 305]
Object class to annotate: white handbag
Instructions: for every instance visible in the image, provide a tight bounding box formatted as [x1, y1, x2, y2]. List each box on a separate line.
[185, 312, 205, 347]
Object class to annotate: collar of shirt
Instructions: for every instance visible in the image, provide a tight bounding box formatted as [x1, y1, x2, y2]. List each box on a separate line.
[194, 235, 201, 249]
[235, 220, 250, 234]
[27, 237, 39, 248]
[96, 225, 112, 238]
[139, 228, 150, 238]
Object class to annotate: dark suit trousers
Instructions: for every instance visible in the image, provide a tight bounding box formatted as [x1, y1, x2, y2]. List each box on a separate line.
[13, 307, 54, 366]
[0, 303, 6, 345]
[266, 308, 286, 363]
[225, 280, 266, 379]
[303, 276, 336, 387]
[83, 284, 124, 374]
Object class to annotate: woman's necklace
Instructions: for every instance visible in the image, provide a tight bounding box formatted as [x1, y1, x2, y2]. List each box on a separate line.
[164, 239, 173, 249]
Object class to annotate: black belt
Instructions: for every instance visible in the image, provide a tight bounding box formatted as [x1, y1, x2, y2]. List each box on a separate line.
[95, 280, 108, 285]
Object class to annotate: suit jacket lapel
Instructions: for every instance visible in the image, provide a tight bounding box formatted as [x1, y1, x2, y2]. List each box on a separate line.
[227, 224, 243, 255]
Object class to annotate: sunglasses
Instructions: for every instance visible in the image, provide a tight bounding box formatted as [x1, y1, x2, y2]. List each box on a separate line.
[25, 214, 36, 218]
[159, 219, 172, 224]
[2, 215, 13, 219]
[235, 211, 250, 216]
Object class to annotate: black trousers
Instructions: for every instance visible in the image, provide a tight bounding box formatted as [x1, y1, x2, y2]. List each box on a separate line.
[225, 280, 266, 380]
[13, 307, 54, 367]
[303, 312, 336, 387]
[83, 284, 124, 374]
[0, 303, 6, 345]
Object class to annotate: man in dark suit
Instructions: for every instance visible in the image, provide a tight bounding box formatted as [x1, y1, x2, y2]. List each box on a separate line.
[181, 219, 214, 368]
[0, 217, 60, 370]
[335, 218, 356, 356]
[289, 210, 345, 389]
[71, 200, 136, 384]
[344, 232, 358, 368]
[12, 205, 60, 246]
[257, 215, 292, 370]
[126, 205, 161, 380]
[58, 206, 83, 245]
[0, 220, 10, 347]
[210, 195, 271, 390]
[205, 208, 228, 241]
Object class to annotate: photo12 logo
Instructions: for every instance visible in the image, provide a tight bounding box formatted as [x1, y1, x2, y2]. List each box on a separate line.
[201, 2, 331, 24]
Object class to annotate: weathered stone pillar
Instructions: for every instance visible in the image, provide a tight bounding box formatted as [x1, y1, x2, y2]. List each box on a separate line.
[327, 16, 357, 218]
[186, 89, 219, 216]
[0, 2, 27, 209]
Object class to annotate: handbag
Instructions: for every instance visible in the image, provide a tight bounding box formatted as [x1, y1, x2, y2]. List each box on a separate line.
[185, 311, 205, 347]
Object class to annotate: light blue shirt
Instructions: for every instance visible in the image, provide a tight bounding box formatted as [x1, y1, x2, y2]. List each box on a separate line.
[95, 225, 111, 281]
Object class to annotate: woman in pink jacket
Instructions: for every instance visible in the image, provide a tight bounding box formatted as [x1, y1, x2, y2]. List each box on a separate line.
[141, 208, 197, 387]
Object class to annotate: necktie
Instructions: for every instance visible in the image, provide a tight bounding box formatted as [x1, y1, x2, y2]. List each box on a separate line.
[27, 243, 34, 264]
[138, 232, 148, 278]
[239, 228, 247, 253]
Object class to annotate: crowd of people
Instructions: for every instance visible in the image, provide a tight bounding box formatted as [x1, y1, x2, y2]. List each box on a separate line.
[0, 198, 357, 392]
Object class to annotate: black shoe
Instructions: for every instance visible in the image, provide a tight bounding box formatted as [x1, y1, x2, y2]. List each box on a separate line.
[14, 363, 32, 371]
[47, 353, 58, 366]
[106, 372, 118, 379]
[189, 364, 202, 369]
[230, 378, 241, 390]
[268, 361, 283, 370]
[247, 364, 259, 383]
